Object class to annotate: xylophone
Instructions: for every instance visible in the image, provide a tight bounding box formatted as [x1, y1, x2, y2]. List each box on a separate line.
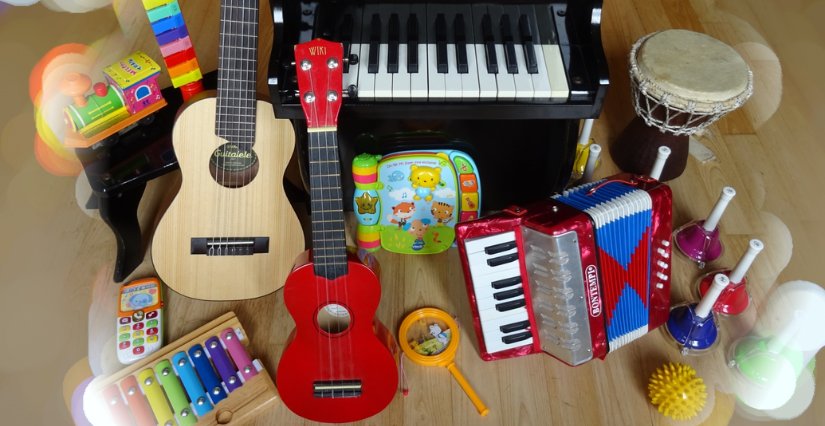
[455, 173, 672, 366]
[87, 312, 278, 426]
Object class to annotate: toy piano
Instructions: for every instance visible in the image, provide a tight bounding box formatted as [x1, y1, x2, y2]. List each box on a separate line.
[87, 312, 278, 426]
[352, 150, 481, 254]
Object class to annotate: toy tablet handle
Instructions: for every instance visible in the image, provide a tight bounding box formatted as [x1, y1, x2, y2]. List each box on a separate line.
[446, 362, 489, 416]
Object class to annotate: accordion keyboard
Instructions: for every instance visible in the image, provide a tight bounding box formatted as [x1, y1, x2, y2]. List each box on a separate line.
[464, 231, 534, 354]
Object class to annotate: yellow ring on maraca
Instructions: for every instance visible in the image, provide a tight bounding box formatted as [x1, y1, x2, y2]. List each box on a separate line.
[399, 308, 489, 416]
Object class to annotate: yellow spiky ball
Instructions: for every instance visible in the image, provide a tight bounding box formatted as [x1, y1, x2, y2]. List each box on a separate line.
[648, 362, 708, 421]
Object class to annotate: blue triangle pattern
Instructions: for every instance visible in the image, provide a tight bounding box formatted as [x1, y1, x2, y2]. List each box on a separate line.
[596, 215, 646, 269]
[607, 283, 648, 342]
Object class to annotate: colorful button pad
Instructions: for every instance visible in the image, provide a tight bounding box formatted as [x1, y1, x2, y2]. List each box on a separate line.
[117, 308, 161, 365]
[142, 0, 203, 92]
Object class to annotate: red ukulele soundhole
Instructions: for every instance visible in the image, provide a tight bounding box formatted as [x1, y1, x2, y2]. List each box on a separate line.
[277, 251, 399, 423]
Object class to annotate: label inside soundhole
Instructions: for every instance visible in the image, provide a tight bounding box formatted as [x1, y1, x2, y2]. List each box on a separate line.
[209, 143, 259, 188]
[211, 143, 257, 172]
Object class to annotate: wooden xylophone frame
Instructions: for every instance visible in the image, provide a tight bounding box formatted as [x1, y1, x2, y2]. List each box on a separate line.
[88, 311, 278, 426]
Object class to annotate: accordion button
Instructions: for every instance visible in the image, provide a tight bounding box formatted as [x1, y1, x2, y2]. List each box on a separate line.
[656, 283, 664, 289]
[658, 261, 669, 269]
[662, 240, 670, 247]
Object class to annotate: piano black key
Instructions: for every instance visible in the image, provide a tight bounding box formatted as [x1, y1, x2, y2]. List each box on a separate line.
[341, 14, 353, 73]
[519, 14, 538, 74]
[435, 13, 448, 73]
[482, 14, 498, 74]
[500, 320, 531, 334]
[491, 275, 522, 289]
[500, 14, 518, 74]
[454, 14, 468, 74]
[388, 13, 399, 73]
[484, 240, 517, 255]
[496, 299, 526, 312]
[487, 252, 519, 267]
[502, 331, 532, 344]
[368, 14, 381, 74]
[407, 14, 419, 73]
[493, 287, 524, 300]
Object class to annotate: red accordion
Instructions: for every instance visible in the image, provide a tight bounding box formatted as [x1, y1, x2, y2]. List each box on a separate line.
[455, 174, 673, 366]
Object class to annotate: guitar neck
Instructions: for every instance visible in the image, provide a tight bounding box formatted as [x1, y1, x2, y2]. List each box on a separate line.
[308, 129, 348, 280]
[215, 0, 259, 145]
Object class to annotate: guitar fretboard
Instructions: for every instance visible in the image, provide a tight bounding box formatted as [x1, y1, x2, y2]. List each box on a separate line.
[308, 130, 348, 280]
[215, 0, 259, 144]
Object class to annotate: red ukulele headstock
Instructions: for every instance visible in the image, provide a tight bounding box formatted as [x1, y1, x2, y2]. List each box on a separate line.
[294, 39, 344, 129]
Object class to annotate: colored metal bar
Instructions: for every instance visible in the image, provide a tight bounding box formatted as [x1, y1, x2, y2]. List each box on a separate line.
[119, 376, 156, 426]
[156, 360, 197, 425]
[221, 328, 258, 381]
[172, 352, 213, 417]
[205, 336, 242, 392]
[188, 344, 227, 404]
[137, 369, 177, 426]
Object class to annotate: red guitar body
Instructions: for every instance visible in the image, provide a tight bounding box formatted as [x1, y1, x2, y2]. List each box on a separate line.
[277, 250, 399, 423]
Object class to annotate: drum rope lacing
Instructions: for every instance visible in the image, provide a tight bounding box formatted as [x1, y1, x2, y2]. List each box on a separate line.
[628, 31, 754, 136]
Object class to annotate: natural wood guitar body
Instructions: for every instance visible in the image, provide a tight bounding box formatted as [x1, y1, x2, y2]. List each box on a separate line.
[153, 96, 304, 301]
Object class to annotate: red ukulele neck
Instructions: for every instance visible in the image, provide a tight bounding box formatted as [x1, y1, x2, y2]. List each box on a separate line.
[295, 39, 347, 280]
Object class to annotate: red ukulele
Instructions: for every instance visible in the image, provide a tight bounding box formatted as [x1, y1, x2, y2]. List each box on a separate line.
[276, 39, 399, 423]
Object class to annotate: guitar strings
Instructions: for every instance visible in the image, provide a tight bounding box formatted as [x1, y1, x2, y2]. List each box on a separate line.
[306, 62, 335, 391]
[211, 0, 229, 259]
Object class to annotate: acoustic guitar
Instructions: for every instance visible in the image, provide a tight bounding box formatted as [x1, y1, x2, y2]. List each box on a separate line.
[276, 39, 399, 423]
[152, 0, 303, 301]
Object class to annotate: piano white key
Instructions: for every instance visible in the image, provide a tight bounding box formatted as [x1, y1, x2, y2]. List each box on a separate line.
[472, 267, 523, 300]
[410, 42, 428, 100]
[511, 38, 534, 99]
[445, 43, 462, 101]
[344, 43, 361, 95]
[464, 231, 515, 255]
[483, 330, 533, 354]
[493, 44, 515, 100]
[474, 44, 497, 100]
[478, 296, 527, 322]
[357, 42, 375, 101]
[462, 42, 480, 100]
[480, 310, 531, 334]
[392, 4, 411, 101]
[426, 4, 445, 101]
[427, 43, 445, 101]
[530, 40, 552, 100]
[542, 44, 569, 99]
[393, 43, 411, 100]
[476, 286, 524, 311]
[375, 43, 393, 99]
[467, 245, 519, 266]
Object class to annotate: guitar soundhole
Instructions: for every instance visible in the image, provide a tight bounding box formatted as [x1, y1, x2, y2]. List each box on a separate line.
[316, 303, 352, 336]
[209, 143, 259, 188]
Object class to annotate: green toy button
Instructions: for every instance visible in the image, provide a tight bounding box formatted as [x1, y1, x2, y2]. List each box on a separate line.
[133, 338, 145, 346]
[147, 319, 158, 327]
[119, 333, 130, 342]
[453, 156, 474, 174]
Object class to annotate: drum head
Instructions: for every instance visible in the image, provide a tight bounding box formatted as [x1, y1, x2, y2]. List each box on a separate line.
[636, 30, 750, 110]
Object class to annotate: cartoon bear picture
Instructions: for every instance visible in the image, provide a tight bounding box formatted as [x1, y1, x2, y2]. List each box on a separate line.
[387, 202, 415, 229]
[430, 202, 455, 226]
[410, 165, 442, 202]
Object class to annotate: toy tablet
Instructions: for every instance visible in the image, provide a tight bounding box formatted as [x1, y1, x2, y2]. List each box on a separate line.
[399, 308, 489, 416]
[352, 150, 481, 254]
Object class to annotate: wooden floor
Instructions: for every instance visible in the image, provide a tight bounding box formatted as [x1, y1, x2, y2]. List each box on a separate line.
[1, 0, 824, 425]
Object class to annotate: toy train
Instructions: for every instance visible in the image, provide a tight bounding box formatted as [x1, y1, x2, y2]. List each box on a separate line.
[61, 52, 168, 149]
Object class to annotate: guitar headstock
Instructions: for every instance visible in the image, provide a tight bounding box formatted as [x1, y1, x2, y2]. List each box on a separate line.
[294, 39, 344, 129]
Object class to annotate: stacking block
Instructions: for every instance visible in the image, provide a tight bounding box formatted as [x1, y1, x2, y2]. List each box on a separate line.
[142, 0, 170, 10]
[151, 13, 185, 36]
[164, 47, 197, 68]
[156, 25, 189, 45]
[168, 58, 200, 79]
[171, 67, 203, 88]
[160, 35, 192, 57]
[146, 1, 181, 23]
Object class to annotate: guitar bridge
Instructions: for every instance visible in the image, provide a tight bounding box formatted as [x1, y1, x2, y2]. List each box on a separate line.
[313, 380, 362, 398]
[191, 237, 269, 256]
